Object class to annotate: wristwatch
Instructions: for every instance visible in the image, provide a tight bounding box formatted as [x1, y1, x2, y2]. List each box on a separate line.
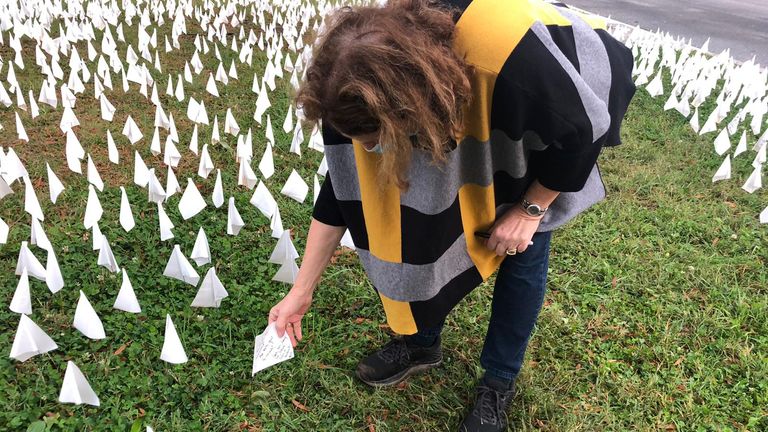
[520, 198, 547, 217]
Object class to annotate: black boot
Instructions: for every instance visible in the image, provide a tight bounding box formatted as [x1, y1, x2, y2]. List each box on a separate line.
[355, 335, 443, 387]
[458, 375, 516, 432]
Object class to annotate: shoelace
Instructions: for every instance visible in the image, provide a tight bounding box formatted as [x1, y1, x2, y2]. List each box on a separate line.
[472, 384, 511, 426]
[376, 339, 410, 364]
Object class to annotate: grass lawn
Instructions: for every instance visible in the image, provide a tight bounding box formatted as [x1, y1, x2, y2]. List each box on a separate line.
[0, 4, 765, 431]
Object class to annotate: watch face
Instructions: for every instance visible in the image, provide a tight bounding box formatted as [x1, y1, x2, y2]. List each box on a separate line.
[526, 204, 542, 216]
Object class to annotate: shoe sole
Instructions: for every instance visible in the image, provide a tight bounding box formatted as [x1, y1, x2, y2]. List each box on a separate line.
[356, 357, 443, 388]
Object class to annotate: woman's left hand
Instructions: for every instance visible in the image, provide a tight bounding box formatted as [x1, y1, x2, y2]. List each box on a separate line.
[485, 206, 543, 256]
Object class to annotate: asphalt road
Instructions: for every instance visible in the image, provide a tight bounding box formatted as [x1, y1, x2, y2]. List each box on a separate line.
[565, 0, 768, 65]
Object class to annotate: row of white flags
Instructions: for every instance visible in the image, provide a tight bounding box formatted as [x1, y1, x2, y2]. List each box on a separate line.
[607, 21, 768, 222]
[1, 0, 364, 414]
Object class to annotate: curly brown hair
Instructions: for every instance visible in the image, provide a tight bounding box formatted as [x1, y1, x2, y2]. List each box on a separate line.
[295, 0, 474, 190]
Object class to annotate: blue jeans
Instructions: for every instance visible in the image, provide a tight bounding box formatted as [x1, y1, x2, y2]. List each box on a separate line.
[405, 230, 552, 383]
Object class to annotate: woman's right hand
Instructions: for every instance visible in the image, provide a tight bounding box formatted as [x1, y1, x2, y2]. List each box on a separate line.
[268, 288, 313, 347]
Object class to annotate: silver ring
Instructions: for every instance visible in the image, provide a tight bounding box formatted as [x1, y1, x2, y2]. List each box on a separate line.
[505, 248, 517, 256]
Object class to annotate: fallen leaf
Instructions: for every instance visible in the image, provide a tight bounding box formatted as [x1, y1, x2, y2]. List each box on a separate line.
[673, 356, 684, 366]
[292, 399, 309, 412]
[113, 341, 131, 356]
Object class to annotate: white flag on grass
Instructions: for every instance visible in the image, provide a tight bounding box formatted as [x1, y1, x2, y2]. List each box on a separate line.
[59, 361, 100, 406]
[227, 197, 245, 236]
[191, 227, 211, 266]
[191, 268, 228, 308]
[10, 314, 58, 362]
[16, 241, 47, 281]
[269, 230, 299, 265]
[24, 176, 45, 221]
[46, 247, 65, 293]
[114, 268, 141, 313]
[9, 268, 32, 315]
[119, 187, 136, 232]
[83, 185, 103, 229]
[250, 181, 277, 219]
[712, 155, 731, 182]
[46, 163, 65, 204]
[160, 314, 188, 364]
[97, 234, 119, 273]
[212, 169, 225, 208]
[163, 244, 199, 286]
[73, 290, 106, 340]
[178, 178, 207, 220]
[281, 169, 308, 203]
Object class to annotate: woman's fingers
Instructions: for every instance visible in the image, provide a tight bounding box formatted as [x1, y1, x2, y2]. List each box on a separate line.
[286, 324, 298, 347]
[294, 320, 303, 341]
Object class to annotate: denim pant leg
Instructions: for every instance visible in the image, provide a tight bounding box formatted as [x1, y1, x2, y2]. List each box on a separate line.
[479, 230, 552, 382]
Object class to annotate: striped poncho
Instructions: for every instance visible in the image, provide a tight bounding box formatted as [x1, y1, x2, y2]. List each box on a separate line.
[312, 0, 635, 335]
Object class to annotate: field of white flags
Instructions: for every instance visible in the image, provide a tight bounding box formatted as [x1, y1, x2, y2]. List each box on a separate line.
[0, 0, 363, 429]
[0, 0, 766, 430]
[611, 24, 768, 218]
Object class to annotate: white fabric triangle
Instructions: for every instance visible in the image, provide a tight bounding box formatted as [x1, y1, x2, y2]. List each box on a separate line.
[73, 290, 106, 339]
[165, 166, 181, 199]
[157, 202, 175, 241]
[83, 185, 103, 229]
[16, 241, 47, 281]
[114, 268, 141, 313]
[290, 122, 303, 155]
[46, 246, 65, 293]
[280, 169, 308, 203]
[238, 158, 258, 189]
[148, 168, 167, 204]
[119, 187, 136, 232]
[66, 130, 84, 173]
[24, 176, 45, 221]
[86, 154, 105, 191]
[340, 230, 356, 250]
[198, 144, 214, 179]
[742, 164, 762, 193]
[249, 181, 277, 218]
[10, 314, 58, 362]
[160, 314, 188, 364]
[191, 227, 211, 266]
[134, 151, 150, 187]
[760, 205, 768, 224]
[212, 169, 225, 208]
[178, 178, 207, 220]
[252, 323, 294, 375]
[270, 204, 284, 239]
[46, 163, 65, 204]
[10, 268, 32, 315]
[734, 131, 748, 157]
[191, 267, 228, 308]
[282, 104, 293, 133]
[107, 130, 119, 164]
[272, 260, 299, 284]
[59, 360, 100, 406]
[253, 81, 271, 124]
[97, 234, 119, 273]
[711, 155, 731, 182]
[258, 142, 275, 179]
[713, 129, 731, 155]
[227, 197, 245, 235]
[163, 244, 199, 285]
[0, 217, 8, 244]
[269, 230, 300, 264]
[224, 108, 240, 136]
[122, 115, 143, 144]
[30, 218, 51, 258]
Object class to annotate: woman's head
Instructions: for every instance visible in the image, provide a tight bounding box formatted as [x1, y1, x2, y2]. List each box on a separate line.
[295, 0, 474, 190]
